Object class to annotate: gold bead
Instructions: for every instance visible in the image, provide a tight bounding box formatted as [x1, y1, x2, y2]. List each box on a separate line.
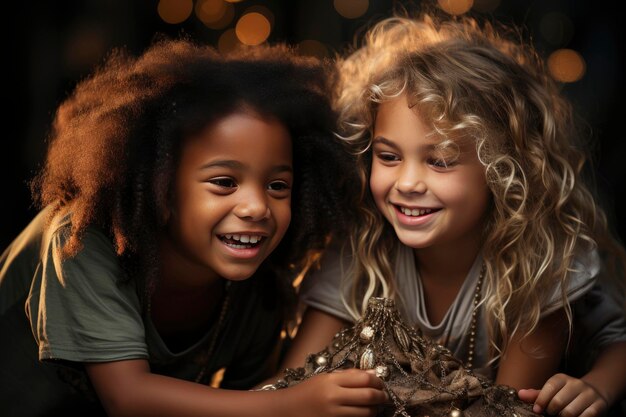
[314, 355, 328, 367]
[375, 364, 390, 379]
[449, 408, 463, 417]
[359, 326, 375, 343]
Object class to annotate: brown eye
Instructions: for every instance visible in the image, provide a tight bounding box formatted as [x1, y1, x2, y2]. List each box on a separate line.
[208, 177, 237, 188]
[268, 181, 290, 191]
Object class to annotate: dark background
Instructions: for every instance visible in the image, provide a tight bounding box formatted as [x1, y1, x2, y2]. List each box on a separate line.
[4, 0, 625, 250]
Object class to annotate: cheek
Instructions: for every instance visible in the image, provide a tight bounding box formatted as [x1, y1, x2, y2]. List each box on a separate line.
[369, 165, 388, 202]
[273, 199, 292, 235]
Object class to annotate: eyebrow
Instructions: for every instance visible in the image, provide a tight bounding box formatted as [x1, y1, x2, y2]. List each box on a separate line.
[372, 136, 439, 151]
[199, 160, 293, 174]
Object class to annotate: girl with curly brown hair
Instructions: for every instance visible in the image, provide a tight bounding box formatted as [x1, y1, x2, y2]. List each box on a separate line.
[0, 39, 386, 416]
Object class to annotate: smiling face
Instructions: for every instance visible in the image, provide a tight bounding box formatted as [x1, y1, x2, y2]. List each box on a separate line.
[370, 94, 490, 255]
[163, 111, 293, 285]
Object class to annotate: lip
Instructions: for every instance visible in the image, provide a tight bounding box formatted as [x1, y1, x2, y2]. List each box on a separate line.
[393, 204, 440, 227]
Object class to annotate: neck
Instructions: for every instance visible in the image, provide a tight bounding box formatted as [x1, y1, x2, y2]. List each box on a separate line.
[413, 235, 482, 285]
[158, 233, 222, 293]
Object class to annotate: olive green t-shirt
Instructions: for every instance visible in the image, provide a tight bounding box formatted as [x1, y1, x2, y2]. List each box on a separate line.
[0, 209, 284, 416]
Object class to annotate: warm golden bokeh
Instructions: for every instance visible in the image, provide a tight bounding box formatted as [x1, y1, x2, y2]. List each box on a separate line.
[334, 0, 369, 19]
[235, 12, 271, 45]
[548, 49, 586, 82]
[195, 0, 235, 30]
[297, 39, 329, 58]
[157, 0, 193, 24]
[438, 0, 473, 16]
[218, 29, 242, 54]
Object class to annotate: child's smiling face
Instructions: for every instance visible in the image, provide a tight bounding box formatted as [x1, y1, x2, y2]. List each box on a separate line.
[370, 94, 490, 254]
[164, 111, 293, 283]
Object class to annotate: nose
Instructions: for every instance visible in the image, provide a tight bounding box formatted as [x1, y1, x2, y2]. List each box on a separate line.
[395, 162, 427, 194]
[233, 188, 271, 221]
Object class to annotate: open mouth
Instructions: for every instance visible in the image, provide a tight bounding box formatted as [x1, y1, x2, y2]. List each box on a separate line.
[219, 234, 264, 249]
[397, 206, 441, 217]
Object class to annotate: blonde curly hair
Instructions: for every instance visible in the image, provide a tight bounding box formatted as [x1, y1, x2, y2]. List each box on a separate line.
[334, 13, 626, 359]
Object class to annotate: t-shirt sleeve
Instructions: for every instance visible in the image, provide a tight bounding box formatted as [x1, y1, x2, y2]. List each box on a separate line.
[298, 249, 355, 323]
[541, 249, 600, 317]
[573, 281, 626, 348]
[27, 227, 147, 363]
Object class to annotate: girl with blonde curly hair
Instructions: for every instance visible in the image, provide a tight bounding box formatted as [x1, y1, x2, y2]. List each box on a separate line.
[282, 12, 626, 417]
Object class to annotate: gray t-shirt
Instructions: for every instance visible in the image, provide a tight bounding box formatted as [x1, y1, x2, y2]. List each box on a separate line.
[0, 209, 284, 416]
[300, 243, 622, 379]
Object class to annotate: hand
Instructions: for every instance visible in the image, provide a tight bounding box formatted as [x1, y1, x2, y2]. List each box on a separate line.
[280, 369, 388, 417]
[518, 373, 608, 417]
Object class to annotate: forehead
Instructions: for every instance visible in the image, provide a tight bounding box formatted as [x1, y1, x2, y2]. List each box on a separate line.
[182, 112, 292, 166]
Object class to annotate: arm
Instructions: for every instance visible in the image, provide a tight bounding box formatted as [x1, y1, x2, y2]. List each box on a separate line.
[86, 358, 386, 417]
[518, 341, 626, 417]
[496, 309, 568, 389]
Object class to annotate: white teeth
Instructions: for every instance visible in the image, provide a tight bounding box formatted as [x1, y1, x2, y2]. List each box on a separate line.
[221, 234, 263, 244]
[401, 207, 433, 217]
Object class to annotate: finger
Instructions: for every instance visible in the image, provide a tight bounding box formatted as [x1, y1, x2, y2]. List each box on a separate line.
[533, 374, 568, 413]
[337, 386, 388, 406]
[334, 370, 385, 390]
[556, 394, 593, 417]
[337, 405, 383, 417]
[544, 385, 580, 416]
[578, 400, 608, 417]
[517, 388, 540, 403]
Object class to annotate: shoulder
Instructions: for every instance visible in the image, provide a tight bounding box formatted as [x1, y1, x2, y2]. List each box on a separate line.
[541, 248, 600, 316]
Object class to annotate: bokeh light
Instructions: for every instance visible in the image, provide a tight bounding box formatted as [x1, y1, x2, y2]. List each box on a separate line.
[297, 40, 329, 58]
[195, 0, 235, 30]
[334, 0, 369, 19]
[438, 0, 473, 16]
[236, 12, 271, 45]
[548, 49, 586, 83]
[65, 27, 107, 71]
[243, 5, 275, 27]
[157, 0, 193, 24]
[218, 29, 242, 54]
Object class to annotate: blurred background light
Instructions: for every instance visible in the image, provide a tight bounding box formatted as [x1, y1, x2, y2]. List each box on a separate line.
[158, 0, 193, 24]
[243, 5, 275, 27]
[334, 0, 369, 19]
[65, 26, 107, 72]
[195, 0, 235, 30]
[236, 12, 271, 45]
[218, 28, 242, 53]
[297, 39, 329, 58]
[438, 0, 473, 16]
[548, 49, 586, 82]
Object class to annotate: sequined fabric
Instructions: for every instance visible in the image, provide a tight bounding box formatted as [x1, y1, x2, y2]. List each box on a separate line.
[264, 297, 540, 417]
